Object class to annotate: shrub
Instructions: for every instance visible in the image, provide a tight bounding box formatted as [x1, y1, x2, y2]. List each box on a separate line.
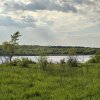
[6, 58, 36, 67]
[87, 55, 100, 63]
[67, 48, 78, 67]
[38, 56, 48, 70]
[17, 58, 28, 67]
[67, 57, 78, 67]
[18, 58, 35, 67]
[60, 58, 66, 67]
[8, 58, 20, 66]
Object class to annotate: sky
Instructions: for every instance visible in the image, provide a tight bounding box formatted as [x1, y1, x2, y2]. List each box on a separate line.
[0, 0, 100, 47]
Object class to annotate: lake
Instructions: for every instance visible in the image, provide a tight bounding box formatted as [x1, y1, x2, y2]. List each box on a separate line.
[0, 55, 92, 64]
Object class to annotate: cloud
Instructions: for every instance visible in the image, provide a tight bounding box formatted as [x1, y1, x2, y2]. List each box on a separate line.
[0, 15, 37, 28]
[2, 0, 78, 13]
[0, 0, 100, 30]
[0, 0, 100, 47]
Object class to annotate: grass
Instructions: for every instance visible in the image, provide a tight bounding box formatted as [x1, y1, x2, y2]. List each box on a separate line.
[0, 63, 100, 100]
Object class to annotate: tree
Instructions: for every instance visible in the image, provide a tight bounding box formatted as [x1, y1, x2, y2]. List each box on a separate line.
[67, 48, 76, 58]
[67, 48, 78, 67]
[2, 31, 21, 63]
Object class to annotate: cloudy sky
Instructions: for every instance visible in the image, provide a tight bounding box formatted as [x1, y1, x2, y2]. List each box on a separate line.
[0, 0, 100, 47]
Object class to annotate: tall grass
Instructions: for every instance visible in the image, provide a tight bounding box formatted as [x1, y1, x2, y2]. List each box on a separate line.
[0, 63, 100, 100]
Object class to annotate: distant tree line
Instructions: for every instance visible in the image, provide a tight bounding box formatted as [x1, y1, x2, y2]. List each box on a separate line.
[0, 45, 99, 56]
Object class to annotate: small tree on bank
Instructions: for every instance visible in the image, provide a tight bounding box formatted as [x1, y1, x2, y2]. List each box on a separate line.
[2, 31, 21, 63]
[38, 48, 48, 70]
[67, 48, 78, 67]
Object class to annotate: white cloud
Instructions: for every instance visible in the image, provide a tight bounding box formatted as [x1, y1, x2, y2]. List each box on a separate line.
[0, 0, 100, 31]
[0, 0, 100, 47]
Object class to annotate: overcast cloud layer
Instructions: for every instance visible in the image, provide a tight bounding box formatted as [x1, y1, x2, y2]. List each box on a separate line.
[0, 0, 100, 47]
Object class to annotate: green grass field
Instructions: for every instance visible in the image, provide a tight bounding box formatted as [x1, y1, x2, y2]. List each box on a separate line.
[0, 63, 100, 100]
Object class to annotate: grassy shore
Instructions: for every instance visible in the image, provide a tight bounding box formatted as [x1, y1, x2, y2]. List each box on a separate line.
[0, 63, 100, 100]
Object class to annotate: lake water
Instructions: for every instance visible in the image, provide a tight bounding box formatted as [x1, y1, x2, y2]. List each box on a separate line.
[0, 55, 92, 64]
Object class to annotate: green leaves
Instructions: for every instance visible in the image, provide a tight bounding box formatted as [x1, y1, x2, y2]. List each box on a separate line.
[11, 31, 21, 44]
[2, 31, 21, 62]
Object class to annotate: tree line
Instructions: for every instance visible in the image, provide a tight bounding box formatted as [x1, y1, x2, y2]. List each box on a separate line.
[0, 45, 99, 56]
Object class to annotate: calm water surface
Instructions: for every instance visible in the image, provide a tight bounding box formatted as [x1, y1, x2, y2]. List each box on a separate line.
[0, 55, 92, 64]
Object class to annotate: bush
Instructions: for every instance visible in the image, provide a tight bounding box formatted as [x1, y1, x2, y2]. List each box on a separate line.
[6, 58, 36, 67]
[87, 55, 100, 63]
[8, 59, 20, 66]
[18, 58, 31, 67]
[60, 58, 66, 67]
[38, 56, 48, 70]
[67, 57, 78, 67]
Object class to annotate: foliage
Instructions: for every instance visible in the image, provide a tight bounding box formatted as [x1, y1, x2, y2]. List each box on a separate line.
[38, 48, 48, 70]
[87, 55, 100, 63]
[67, 48, 78, 67]
[8, 58, 20, 66]
[0, 45, 99, 56]
[87, 50, 100, 63]
[95, 50, 100, 55]
[7, 58, 36, 67]
[60, 58, 66, 67]
[38, 56, 48, 70]
[18, 58, 30, 67]
[2, 32, 21, 62]
[17, 58, 36, 67]
[67, 57, 78, 67]
[67, 48, 76, 56]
